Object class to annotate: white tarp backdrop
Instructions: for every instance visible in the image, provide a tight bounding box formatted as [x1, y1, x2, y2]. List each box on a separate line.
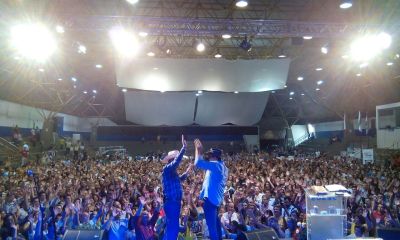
[124, 91, 269, 126]
[195, 92, 269, 125]
[116, 58, 290, 92]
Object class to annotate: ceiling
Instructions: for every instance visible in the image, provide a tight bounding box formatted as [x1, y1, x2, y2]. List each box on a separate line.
[0, 0, 399, 127]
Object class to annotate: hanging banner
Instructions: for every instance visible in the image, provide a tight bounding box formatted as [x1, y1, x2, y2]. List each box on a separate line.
[362, 149, 374, 164]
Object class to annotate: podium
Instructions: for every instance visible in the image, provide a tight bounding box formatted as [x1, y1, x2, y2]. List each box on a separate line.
[306, 187, 349, 240]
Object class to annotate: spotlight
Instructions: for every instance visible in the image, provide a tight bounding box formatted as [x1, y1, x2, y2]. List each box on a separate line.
[321, 45, 328, 54]
[315, 67, 323, 71]
[395, 54, 400, 59]
[109, 27, 140, 57]
[126, 0, 139, 4]
[73, 85, 77, 89]
[301, 93, 305, 96]
[57, 78, 62, 81]
[289, 97, 293, 100]
[198, 90, 203, 94]
[95, 64, 102, 68]
[138, 31, 148, 37]
[196, 43, 205, 52]
[350, 32, 392, 61]
[340, 0, 353, 9]
[239, 36, 252, 51]
[122, 88, 127, 92]
[147, 52, 155, 57]
[271, 91, 276, 93]
[78, 44, 87, 54]
[153, 67, 159, 70]
[317, 80, 324, 85]
[166, 49, 171, 54]
[71, 77, 77, 82]
[359, 62, 368, 68]
[387, 62, 393, 66]
[92, 90, 97, 94]
[195, 93, 200, 97]
[222, 34, 232, 39]
[214, 50, 222, 58]
[356, 73, 362, 77]
[38, 68, 44, 72]
[297, 76, 304, 81]
[278, 54, 286, 58]
[160, 90, 165, 93]
[284, 85, 287, 88]
[234, 91, 239, 94]
[303, 36, 313, 40]
[236, 0, 248, 8]
[10, 23, 57, 62]
[316, 88, 320, 91]
[289, 91, 295, 96]
[55, 25, 65, 33]
[83, 91, 87, 94]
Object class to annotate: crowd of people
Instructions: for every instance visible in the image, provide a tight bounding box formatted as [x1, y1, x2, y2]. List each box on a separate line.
[1, 139, 400, 240]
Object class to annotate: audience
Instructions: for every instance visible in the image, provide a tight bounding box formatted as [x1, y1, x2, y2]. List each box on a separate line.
[1, 149, 399, 239]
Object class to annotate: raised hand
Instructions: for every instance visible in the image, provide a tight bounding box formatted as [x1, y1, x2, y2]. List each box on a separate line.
[182, 135, 187, 148]
[194, 139, 203, 151]
[139, 196, 146, 206]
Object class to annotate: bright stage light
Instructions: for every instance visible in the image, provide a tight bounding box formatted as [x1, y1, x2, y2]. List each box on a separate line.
[109, 27, 140, 57]
[387, 62, 393, 66]
[83, 91, 87, 94]
[303, 36, 313, 40]
[350, 32, 392, 62]
[58, 78, 62, 81]
[236, 0, 248, 8]
[122, 88, 127, 92]
[222, 34, 232, 39]
[10, 23, 57, 62]
[92, 90, 97, 94]
[301, 93, 305, 96]
[315, 88, 320, 91]
[198, 90, 203, 94]
[71, 77, 77, 82]
[234, 91, 239, 94]
[78, 44, 87, 54]
[138, 31, 148, 37]
[289, 91, 295, 96]
[321, 46, 328, 54]
[297, 76, 304, 81]
[126, 0, 139, 4]
[315, 67, 323, 71]
[38, 68, 44, 72]
[95, 64, 103, 68]
[147, 52, 155, 57]
[289, 97, 293, 100]
[340, 0, 353, 9]
[278, 54, 286, 58]
[317, 80, 324, 85]
[356, 73, 362, 77]
[196, 43, 205, 52]
[55, 25, 64, 33]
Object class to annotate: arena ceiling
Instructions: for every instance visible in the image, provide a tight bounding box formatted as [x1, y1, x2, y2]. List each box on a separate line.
[0, 0, 400, 127]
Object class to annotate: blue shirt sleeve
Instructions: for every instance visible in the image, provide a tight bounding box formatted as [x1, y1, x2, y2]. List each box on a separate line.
[164, 147, 186, 171]
[194, 157, 219, 171]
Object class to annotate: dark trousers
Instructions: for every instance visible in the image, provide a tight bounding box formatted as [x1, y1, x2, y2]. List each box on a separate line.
[203, 198, 222, 240]
[163, 199, 181, 240]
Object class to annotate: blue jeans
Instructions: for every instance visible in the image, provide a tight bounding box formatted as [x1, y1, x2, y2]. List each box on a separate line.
[163, 199, 181, 240]
[203, 198, 222, 240]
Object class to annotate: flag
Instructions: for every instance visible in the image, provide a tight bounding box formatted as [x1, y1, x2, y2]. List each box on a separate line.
[358, 111, 362, 132]
[343, 113, 346, 130]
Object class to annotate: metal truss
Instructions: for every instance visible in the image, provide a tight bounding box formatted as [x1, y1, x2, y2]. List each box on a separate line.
[68, 16, 384, 38]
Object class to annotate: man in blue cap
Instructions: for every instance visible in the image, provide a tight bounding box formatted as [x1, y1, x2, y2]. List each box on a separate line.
[194, 139, 229, 240]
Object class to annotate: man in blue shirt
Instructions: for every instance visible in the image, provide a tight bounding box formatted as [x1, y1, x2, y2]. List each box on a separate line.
[161, 135, 192, 240]
[194, 139, 228, 240]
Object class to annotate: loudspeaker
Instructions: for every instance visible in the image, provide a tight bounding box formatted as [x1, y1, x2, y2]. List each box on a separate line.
[239, 228, 279, 240]
[62, 229, 104, 240]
